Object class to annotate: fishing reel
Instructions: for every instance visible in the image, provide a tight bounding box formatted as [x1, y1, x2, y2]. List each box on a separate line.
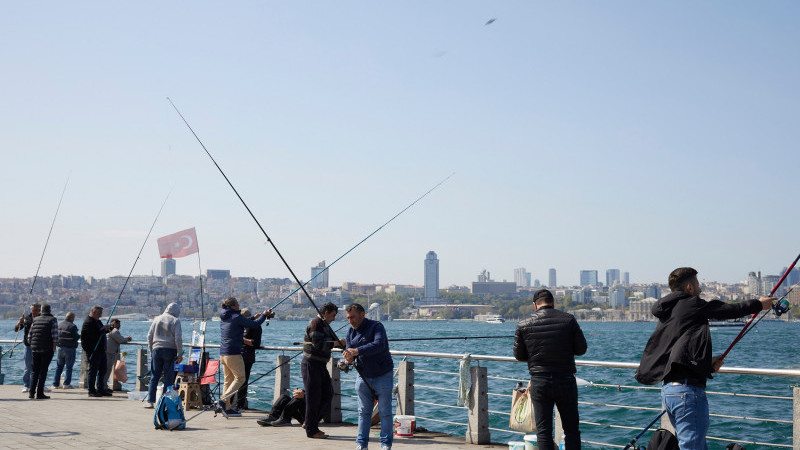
[337, 360, 355, 373]
[773, 299, 791, 317]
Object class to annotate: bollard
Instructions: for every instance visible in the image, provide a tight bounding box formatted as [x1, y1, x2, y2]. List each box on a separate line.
[466, 365, 490, 444]
[136, 348, 147, 392]
[273, 354, 290, 404]
[794, 387, 799, 450]
[397, 360, 414, 416]
[325, 357, 342, 423]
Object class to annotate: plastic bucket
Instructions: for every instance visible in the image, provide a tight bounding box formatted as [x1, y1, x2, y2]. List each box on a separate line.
[393, 415, 415, 437]
[523, 434, 538, 449]
[508, 441, 527, 450]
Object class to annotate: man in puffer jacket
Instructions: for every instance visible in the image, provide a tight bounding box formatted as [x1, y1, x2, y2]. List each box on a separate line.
[514, 289, 587, 450]
[28, 304, 58, 400]
[145, 302, 183, 408]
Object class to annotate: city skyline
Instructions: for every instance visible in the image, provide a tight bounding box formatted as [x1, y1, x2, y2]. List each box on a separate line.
[2, 3, 798, 287]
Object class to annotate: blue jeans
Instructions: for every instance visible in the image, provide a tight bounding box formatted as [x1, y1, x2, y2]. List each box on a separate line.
[148, 348, 177, 403]
[356, 370, 394, 448]
[23, 345, 33, 388]
[52, 347, 76, 386]
[662, 382, 709, 450]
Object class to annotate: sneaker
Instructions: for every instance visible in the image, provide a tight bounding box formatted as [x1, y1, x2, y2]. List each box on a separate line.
[50, 385, 60, 390]
[224, 409, 242, 417]
[380, 446, 391, 450]
[143, 402, 154, 409]
[62, 384, 74, 389]
[355, 446, 367, 450]
[43, 386, 51, 392]
[21, 387, 29, 393]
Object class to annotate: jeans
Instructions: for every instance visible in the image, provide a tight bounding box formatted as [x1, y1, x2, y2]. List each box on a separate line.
[356, 370, 394, 448]
[23, 345, 32, 388]
[52, 346, 76, 386]
[529, 373, 581, 450]
[662, 382, 709, 450]
[147, 348, 177, 403]
[87, 350, 107, 393]
[302, 358, 333, 436]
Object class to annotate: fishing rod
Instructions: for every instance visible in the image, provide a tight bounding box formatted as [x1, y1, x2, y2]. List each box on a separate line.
[291, 335, 515, 345]
[269, 172, 454, 310]
[718, 251, 800, 361]
[7, 176, 70, 359]
[736, 278, 800, 343]
[622, 409, 667, 450]
[93, 192, 170, 352]
[169, 98, 390, 397]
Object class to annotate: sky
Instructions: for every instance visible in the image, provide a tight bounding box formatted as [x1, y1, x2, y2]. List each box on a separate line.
[1, 2, 799, 288]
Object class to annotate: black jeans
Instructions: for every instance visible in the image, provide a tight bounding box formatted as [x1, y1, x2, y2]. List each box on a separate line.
[529, 373, 581, 450]
[301, 358, 332, 436]
[268, 392, 306, 422]
[235, 356, 254, 410]
[31, 351, 54, 397]
[87, 351, 107, 393]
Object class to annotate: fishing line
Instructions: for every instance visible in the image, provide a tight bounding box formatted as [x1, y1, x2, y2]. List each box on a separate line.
[736, 278, 800, 343]
[93, 191, 171, 352]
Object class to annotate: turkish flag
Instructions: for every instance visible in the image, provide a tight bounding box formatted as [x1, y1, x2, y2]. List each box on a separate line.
[157, 227, 199, 258]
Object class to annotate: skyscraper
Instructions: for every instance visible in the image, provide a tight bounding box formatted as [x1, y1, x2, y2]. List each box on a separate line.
[548, 268, 557, 288]
[161, 258, 176, 279]
[311, 261, 329, 289]
[514, 268, 530, 287]
[622, 272, 630, 285]
[606, 269, 621, 288]
[580, 270, 598, 287]
[424, 251, 439, 300]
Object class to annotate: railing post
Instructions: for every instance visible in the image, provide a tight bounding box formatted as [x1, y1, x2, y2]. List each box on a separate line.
[397, 360, 414, 416]
[466, 365, 489, 444]
[136, 348, 148, 391]
[274, 354, 290, 404]
[554, 408, 564, 447]
[0, 346, 4, 385]
[793, 386, 800, 450]
[326, 357, 342, 423]
[80, 350, 88, 389]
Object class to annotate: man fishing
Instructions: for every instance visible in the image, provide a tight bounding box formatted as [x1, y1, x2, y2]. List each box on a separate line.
[14, 302, 41, 394]
[635, 267, 775, 449]
[81, 305, 111, 398]
[301, 302, 341, 440]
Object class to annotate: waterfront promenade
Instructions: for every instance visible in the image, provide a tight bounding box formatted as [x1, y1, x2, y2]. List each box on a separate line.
[0, 385, 500, 449]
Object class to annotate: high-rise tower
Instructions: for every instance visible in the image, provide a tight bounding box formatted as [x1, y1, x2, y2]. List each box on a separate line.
[424, 251, 439, 300]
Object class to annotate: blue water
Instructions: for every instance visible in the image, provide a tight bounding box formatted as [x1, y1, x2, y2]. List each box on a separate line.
[1, 318, 797, 449]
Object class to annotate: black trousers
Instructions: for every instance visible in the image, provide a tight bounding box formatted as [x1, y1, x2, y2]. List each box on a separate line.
[301, 358, 332, 436]
[30, 351, 54, 397]
[87, 350, 107, 393]
[235, 356, 254, 410]
[268, 392, 306, 423]
[529, 373, 581, 450]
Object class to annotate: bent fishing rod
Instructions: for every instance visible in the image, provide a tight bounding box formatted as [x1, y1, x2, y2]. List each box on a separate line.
[270, 172, 454, 310]
[718, 251, 800, 361]
[168, 97, 379, 395]
[93, 192, 170, 352]
[7, 176, 69, 359]
[292, 335, 514, 345]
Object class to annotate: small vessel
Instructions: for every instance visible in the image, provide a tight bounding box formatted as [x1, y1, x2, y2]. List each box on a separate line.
[475, 314, 505, 324]
[709, 318, 744, 328]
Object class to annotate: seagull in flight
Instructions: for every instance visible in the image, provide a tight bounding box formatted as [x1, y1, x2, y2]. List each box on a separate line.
[485, 18, 496, 25]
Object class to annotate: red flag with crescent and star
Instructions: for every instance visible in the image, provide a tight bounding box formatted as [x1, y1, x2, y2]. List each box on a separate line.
[157, 227, 199, 258]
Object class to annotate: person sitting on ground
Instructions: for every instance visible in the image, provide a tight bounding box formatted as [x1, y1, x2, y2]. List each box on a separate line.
[257, 388, 306, 427]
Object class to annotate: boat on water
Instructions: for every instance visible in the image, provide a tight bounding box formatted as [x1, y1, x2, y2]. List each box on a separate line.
[709, 318, 745, 328]
[474, 314, 505, 324]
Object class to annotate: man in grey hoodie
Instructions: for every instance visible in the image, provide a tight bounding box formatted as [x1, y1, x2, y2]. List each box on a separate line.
[145, 302, 183, 408]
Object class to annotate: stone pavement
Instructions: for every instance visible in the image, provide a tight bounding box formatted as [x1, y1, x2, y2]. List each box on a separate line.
[0, 385, 502, 449]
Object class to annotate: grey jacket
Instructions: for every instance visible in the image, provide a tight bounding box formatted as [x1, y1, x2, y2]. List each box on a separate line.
[147, 303, 183, 357]
[106, 328, 129, 355]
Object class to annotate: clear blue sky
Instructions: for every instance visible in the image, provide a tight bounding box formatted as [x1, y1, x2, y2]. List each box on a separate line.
[1, 2, 798, 287]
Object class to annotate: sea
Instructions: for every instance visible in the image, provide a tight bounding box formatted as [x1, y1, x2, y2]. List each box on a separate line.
[1, 318, 797, 449]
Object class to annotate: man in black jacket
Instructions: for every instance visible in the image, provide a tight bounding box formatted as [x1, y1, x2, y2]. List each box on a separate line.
[13, 303, 41, 393]
[81, 305, 111, 397]
[514, 289, 587, 450]
[28, 304, 58, 399]
[635, 267, 775, 449]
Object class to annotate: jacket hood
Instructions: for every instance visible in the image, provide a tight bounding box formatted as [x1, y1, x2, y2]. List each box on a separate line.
[165, 302, 181, 318]
[652, 291, 690, 320]
[220, 308, 237, 321]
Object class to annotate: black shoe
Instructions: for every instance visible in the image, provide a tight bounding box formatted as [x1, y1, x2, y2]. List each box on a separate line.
[271, 418, 292, 427]
[36, 395, 50, 400]
[28, 394, 34, 399]
[88, 391, 102, 398]
[100, 390, 113, 397]
[257, 416, 278, 427]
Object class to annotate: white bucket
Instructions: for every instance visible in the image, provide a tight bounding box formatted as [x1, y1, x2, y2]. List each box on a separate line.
[393, 415, 415, 437]
[508, 441, 527, 450]
[524, 434, 538, 450]
[127, 391, 147, 401]
[156, 384, 163, 400]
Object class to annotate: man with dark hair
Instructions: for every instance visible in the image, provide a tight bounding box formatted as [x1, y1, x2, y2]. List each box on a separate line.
[52, 311, 79, 389]
[14, 303, 41, 393]
[81, 305, 111, 398]
[301, 302, 341, 439]
[635, 267, 775, 449]
[28, 304, 58, 399]
[514, 289, 587, 450]
[343, 303, 394, 450]
[104, 318, 132, 391]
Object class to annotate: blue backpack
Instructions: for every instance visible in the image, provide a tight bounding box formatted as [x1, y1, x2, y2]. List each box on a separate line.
[154, 386, 186, 430]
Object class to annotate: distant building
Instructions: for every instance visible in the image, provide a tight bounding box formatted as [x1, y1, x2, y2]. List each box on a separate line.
[514, 267, 530, 288]
[472, 281, 517, 295]
[762, 275, 781, 296]
[609, 284, 627, 308]
[629, 298, 658, 321]
[477, 269, 491, 283]
[644, 284, 661, 300]
[622, 272, 630, 285]
[161, 258, 176, 280]
[548, 268, 557, 288]
[747, 271, 761, 296]
[573, 287, 593, 304]
[606, 269, 621, 288]
[310, 261, 329, 289]
[207, 269, 231, 281]
[580, 270, 598, 287]
[424, 251, 440, 300]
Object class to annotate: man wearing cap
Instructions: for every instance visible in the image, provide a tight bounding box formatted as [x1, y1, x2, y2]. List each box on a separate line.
[514, 289, 587, 450]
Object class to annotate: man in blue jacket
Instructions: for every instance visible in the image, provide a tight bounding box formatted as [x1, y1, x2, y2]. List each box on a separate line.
[342, 303, 393, 450]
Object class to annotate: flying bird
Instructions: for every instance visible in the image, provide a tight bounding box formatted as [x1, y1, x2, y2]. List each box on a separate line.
[485, 18, 496, 25]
